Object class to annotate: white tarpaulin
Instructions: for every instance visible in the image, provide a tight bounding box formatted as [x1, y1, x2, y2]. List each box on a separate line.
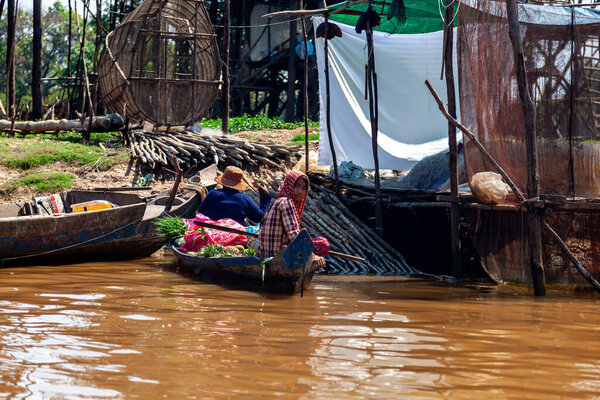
[313, 17, 458, 170]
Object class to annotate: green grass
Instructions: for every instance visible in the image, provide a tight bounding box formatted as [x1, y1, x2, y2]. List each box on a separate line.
[0, 131, 124, 146]
[0, 140, 128, 170]
[201, 114, 319, 133]
[288, 133, 320, 145]
[6, 171, 75, 193]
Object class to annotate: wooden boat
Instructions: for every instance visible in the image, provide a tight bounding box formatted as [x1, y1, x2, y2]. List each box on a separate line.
[0, 188, 203, 267]
[171, 229, 317, 295]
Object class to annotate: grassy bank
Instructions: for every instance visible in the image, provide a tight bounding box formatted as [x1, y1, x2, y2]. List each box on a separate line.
[0, 131, 128, 197]
[0, 115, 320, 201]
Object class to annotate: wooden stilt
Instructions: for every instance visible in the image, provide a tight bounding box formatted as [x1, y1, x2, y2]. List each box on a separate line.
[301, 3, 310, 172]
[506, 0, 545, 296]
[443, 0, 462, 278]
[222, 0, 230, 134]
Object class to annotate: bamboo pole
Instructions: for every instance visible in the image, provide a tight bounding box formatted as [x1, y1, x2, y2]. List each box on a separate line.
[365, 18, 383, 236]
[192, 220, 366, 262]
[324, 15, 340, 195]
[424, 80, 526, 203]
[164, 156, 183, 213]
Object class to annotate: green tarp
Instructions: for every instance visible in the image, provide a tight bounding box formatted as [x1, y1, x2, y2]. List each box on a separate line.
[329, 0, 455, 34]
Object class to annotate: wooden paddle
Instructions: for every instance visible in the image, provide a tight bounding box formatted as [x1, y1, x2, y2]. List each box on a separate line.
[193, 220, 366, 263]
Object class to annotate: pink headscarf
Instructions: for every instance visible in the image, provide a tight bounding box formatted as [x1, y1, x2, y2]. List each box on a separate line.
[276, 170, 309, 226]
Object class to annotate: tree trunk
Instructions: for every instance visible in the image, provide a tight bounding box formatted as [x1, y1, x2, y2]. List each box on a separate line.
[94, 0, 102, 116]
[32, 0, 43, 120]
[6, 0, 16, 112]
[285, 12, 297, 122]
[0, 114, 126, 133]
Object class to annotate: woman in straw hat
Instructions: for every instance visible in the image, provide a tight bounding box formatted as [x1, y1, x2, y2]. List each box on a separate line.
[197, 166, 270, 225]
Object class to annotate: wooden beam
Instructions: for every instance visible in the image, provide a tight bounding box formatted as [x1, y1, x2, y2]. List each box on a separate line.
[424, 80, 526, 203]
[261, 0, 368, 18]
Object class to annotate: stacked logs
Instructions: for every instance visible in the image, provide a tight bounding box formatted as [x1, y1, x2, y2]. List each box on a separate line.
[126, 128, 301, 170]
[246, 170, 416, 275]
[126, 128, 416, 275]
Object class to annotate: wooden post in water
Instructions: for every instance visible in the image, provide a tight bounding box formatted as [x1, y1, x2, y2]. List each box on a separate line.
[222, 0, 231, 134]
[506, 0, 545, 296]
[300, 1, 310, 173]
[365, 18, 383, 237]
[443, 0, 462, 279]
[324, 13, 340, 196]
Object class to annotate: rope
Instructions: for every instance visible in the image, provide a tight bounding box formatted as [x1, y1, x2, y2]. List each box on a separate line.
[439, 0, 461, 27]
[0, 215, 144, 265]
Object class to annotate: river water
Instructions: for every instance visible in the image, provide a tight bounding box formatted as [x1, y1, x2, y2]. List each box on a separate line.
[0, 254, 599, 399]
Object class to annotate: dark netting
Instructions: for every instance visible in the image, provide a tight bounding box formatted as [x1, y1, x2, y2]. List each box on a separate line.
[466, 207, 600, 287]
[458, 0, 600, 199]
[99, 0, 220, 125]
[458, 1, 600, 288]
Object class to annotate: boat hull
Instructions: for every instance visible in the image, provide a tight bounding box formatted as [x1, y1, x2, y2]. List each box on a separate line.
[0, 189, 202, 267]
[172, 229, 316, 294]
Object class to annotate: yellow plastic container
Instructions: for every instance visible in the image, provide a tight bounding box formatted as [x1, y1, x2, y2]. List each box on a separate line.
[70, 200, 115, 213]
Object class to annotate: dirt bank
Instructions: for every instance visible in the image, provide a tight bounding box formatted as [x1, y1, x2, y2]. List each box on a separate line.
[0, 127, 318, 203]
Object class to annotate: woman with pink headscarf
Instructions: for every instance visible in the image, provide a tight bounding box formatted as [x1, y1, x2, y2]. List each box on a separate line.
[258, 171, 329, 269]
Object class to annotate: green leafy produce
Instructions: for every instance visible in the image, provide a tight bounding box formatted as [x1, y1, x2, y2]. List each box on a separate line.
[154, 215, 187, 242]
[189, 244, 257, 258]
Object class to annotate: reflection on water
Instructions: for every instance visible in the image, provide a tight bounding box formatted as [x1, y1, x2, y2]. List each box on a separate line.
[0, 257, 599, 399]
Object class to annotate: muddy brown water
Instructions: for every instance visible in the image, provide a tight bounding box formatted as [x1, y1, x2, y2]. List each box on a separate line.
[0, 254, 599, 399]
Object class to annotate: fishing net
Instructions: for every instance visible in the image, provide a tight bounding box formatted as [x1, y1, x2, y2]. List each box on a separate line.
[459, 0, 600, 199]
[458, 1, 600, 286]
[98, 0, 220, 125]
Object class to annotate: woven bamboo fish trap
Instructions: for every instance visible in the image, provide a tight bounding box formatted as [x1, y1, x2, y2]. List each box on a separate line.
[98, 0, 220, 125]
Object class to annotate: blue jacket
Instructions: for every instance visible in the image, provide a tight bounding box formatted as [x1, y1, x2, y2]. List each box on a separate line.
[197, 187, 271, 225]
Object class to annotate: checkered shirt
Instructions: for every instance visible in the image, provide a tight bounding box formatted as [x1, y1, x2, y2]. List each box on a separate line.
[258, 197, 300, 258]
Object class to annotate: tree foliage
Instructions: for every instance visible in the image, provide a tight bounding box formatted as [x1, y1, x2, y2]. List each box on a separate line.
[0, 1, 110, 109]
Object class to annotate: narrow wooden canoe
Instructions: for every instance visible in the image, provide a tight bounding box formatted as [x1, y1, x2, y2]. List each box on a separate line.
[171, 229, 317, 295]
[0, 188, 203, 267]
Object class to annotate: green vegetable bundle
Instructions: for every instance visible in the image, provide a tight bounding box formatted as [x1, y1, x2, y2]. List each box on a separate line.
[154, 215, 187, 242]
[189, 244, 256, 258]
